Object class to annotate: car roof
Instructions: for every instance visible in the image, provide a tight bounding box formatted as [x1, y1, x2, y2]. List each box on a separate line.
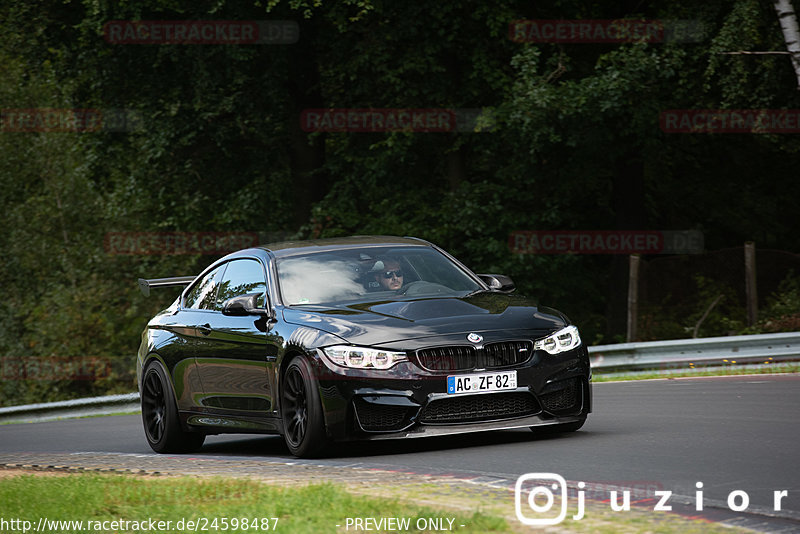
[256, 235, 433, 258]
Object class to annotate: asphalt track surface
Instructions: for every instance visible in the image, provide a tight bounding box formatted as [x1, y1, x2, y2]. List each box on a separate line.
[2, 375, 799, 529]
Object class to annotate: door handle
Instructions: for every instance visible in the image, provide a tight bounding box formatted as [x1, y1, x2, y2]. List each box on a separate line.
[198, 323, 212, 336]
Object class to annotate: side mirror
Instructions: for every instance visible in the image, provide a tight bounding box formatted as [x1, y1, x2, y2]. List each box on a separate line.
[222, 293, 272, 317]
[477, 274, 516, 293]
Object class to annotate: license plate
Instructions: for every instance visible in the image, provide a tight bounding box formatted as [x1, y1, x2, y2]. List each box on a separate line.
[447, 370, 517, 395]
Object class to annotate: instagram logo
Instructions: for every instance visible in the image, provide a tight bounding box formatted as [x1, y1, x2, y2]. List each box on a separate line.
[515, 473, 789, 525]
[515, 473, 578, 525]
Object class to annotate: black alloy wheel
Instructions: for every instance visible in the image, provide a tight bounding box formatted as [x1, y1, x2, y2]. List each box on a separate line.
[142, 367, 167, 444]
[281, 356, 328, 458]
[141, 361, 205, 453]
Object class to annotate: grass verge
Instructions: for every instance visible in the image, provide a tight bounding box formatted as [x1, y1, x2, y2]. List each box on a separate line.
[593, 363, 800, 382]
[0, 471, 750, 533]
[0, 471, 506, 533]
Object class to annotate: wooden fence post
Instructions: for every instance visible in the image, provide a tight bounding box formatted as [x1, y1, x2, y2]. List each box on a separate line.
[627, 254, 640, 342]
[745, 242, 758, 326]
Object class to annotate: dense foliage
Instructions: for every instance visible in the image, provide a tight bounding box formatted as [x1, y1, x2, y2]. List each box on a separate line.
[2, 0, 799, 404]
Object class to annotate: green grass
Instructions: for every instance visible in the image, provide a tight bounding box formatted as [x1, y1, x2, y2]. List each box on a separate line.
[593, 363, 800, 382]
[0, 473, 508, 533]
[0, 471, 753, 533]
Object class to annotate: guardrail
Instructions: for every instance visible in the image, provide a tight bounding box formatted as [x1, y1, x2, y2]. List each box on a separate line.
[0, 393, 139, 424]
[589, 331, 800, 371]
[1, 332, 798, 423]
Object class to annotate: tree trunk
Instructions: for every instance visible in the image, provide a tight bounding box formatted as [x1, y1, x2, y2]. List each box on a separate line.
[287, 20, 328, 230]
[447, 144, 466, 192]
[606, 156, 646, 339]
[773, 0, 800, 89]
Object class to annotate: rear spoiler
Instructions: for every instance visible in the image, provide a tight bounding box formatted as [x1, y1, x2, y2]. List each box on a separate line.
[138, 276, 195, 297]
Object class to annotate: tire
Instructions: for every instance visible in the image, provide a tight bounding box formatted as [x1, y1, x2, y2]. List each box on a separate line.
[141, 360, 205, 453]
[532, 417, 586, 435]
[281, 356, 329, 458]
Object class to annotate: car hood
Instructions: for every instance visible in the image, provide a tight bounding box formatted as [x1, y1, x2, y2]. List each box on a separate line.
[281, 292, 567, 347]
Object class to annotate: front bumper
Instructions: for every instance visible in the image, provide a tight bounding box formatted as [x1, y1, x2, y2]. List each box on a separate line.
[312, 341, 591, 441]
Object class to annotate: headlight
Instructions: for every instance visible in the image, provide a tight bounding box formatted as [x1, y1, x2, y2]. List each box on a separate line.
[322, 345, 408, 369]
[534, 325, 581, 355]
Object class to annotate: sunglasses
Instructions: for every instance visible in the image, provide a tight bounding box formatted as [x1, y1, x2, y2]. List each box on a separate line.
[381, 270, 404, 279]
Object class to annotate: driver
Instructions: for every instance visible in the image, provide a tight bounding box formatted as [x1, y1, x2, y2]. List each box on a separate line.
[372, 258, 404, 291]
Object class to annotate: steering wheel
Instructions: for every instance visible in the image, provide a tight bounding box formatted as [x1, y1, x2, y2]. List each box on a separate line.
[397, 281, 450, 296]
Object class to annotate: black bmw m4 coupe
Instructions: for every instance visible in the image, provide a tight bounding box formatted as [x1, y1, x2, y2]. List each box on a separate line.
[137, 236, 591, 457]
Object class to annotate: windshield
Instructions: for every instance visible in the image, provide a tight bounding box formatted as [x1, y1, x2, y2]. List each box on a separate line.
[276, 246, 482, 305]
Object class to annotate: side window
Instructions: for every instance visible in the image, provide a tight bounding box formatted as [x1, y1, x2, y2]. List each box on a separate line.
[215, 259, 267, 309]
[184, 264, 227, 310]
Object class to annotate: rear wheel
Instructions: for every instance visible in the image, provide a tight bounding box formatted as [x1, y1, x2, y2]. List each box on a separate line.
[141, 361, 205, 453]
[281, 356, 328, 458]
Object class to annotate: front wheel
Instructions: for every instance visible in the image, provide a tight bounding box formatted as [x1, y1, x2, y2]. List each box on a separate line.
[281, 356, 329, 458]
[141, 361, 205, 453]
